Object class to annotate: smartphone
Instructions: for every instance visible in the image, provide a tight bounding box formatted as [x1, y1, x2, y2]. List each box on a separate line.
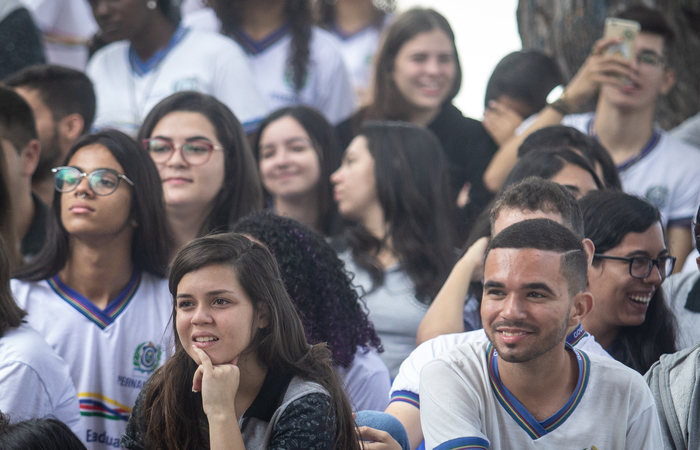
[603, 17, 640, 60]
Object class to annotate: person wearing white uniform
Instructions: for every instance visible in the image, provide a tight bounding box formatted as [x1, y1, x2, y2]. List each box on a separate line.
[483, 5, 698, 271]
[315, 0, 395, 104]
[20, 0, 98, 70]
[186, 0, 355, 124]
[12, 130, 173, 449]
[420, 219, 663, 450]
[86, 0, 266, 135]
[0, 237, 82, 438]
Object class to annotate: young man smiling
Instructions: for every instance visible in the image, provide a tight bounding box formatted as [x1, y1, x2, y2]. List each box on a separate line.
[484, 5, 700, 270]
[420, 219, 662, 449]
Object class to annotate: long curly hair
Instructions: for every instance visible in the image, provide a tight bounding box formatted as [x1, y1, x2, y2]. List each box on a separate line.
[233, 211, 382, 368]
[211, 0, 312, 92]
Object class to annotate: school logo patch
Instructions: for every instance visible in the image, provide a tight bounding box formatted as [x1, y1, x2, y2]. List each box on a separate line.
[645, 185, 668, 209]
[172, 77, 201, 92]
[133, 341, 162, 374]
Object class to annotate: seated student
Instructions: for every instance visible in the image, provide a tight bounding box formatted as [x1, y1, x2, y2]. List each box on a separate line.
[187, 0, 355, 125]
[121, 233, 360, 450]
[485, 5, 700, 271]
[421, 219, 663, 449]
[660, 203, 700, 349]
[254, 106, 342, 236]
[331, 121, 457, 378]
[0, 413, 86, 450]
[482, 50, 563, 146]
[86, 0, 266, 135]
[4, 64, 96, 204]
[233, 212, 389, 411]
[11, 130, 172, 448]
[644, 341, 700, 450]
[390, 179, 605, 450]
[580, 190, 678, 373]
[0, 87, 43, 262]
[517, 125, 622, 190]
[0, 235, 81, 438]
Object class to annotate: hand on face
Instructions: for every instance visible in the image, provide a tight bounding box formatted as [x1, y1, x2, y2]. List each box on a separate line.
[483, 100, 524, 146]
[192, 346, 240, 419]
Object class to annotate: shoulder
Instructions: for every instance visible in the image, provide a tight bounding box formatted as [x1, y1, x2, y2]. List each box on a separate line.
[181, 28, 246, 56]
[88, 40, 129, 67]
[587, 350, 651, 393]
[656, 129, 700, 160]
[10, 278, 50, 308]
[310, 26, 343, 51]
[561, 112, 594, 132]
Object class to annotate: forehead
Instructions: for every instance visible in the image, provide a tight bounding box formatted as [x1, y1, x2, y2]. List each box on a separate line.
[636, 31, 666, 55]
[610, 222, 666, 256]
[151, 111, 218, 140]
[493, 207, 563, 235]
[68, 143, 124, 172]
[177, 264, 247, 296]
[260, 116, 310, 143]
[484, 247, 568, 291]
[399, 28, 454, 54]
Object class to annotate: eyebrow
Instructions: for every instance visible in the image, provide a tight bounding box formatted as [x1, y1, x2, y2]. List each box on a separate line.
[176, 289, 236, 299]
[483, 281, 505, 290]
[151, 135, 214, 142]
[625, 249, 669, 258]
[521, 282, 555, 295]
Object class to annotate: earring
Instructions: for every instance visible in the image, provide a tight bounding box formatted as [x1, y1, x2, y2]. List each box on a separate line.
[146, 0, 157, 10]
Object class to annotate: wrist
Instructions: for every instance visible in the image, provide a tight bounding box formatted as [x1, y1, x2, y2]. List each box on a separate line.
[548, 90, 575, 116]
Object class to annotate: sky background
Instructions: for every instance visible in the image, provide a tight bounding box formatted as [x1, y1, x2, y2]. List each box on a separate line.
[395, 0, 522, 120]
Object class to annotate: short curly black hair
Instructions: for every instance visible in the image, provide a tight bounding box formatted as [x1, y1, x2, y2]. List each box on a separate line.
[233, 211, 382, 368]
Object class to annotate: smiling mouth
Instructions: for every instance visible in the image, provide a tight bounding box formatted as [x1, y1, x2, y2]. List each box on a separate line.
[628, 293, 653, 304]
[193, 337, 219, 342]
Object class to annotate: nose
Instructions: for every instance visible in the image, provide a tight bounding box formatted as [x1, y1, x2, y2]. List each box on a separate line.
[330, 167, 342, 185]
[74, 174, 93, 197]
[424, 56, 441, 75]
[273, 147, 290, 167]
[500, 293, 527, 321]
[91, 0, 110, 21]
[165, 144, 188, 168]
[644, 263, 663, 285]
[191, 303, 212, 325]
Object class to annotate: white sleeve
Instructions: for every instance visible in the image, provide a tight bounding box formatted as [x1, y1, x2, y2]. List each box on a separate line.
[19, 0, 58, 31]
[419, 359, 490, 450]
[624, 385, 665, 450]
[212, 39, 268, 134]
[340, 351, 391, 412]
[0, 361, 54, 422]
[666, 144, 700, 226]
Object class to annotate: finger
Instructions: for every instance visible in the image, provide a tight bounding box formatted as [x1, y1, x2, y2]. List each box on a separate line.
[192, 345, 214, 370]
[192, 365, 204, 393]
[230, 356, 239, 366]
[356, 426, 390, 442]
[592, 36, 623, 55]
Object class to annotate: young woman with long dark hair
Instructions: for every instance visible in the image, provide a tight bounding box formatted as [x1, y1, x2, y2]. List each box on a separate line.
[580, 190, 678, 373]
[138, 91, 262, 254]
[233, 211, 389, 411]
[11, 130, 172, 447]
[254, 106, 341, 236]
[121, 233, 360, 450]
[331, 121, 457, 377]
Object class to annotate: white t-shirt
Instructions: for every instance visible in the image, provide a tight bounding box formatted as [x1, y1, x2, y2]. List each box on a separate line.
[12, 271, 173, 449]
[20, 0, 97, 70]
[389, 324, 609, 408]
[420, 340, 663, 450]
[0, 322, 82, 437]
[184, 8, 355, 124]
[562, 112, 700, 228]
[87, 27, 267, 136]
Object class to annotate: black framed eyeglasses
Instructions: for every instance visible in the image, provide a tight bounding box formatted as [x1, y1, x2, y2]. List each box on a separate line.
[593, 253, 676, 280]
[636, 50, 666, 67]
[143, 138, 222, 167]
[52, 166, 134, 196]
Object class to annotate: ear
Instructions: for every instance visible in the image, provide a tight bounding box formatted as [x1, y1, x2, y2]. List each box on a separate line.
[21, 139, 41, 176]
[659, 68, 676, 95]
[58, 113, 85, 149]
[256, 304, 270, 329]
[569, 291, 594, 326]
[582, 238, 595, 267]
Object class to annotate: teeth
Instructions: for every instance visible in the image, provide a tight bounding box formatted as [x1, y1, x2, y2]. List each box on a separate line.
[501, 331, 526, 337]
[194, 337, 218, 342]
[628, 294, 652, 304]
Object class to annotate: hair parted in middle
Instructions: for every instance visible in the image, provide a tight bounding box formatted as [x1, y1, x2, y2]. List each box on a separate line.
[233, 211, 382, 368]
[345, 120, 457, 303]
[140, 232, 360, 450]
[137, 91, 262, 237]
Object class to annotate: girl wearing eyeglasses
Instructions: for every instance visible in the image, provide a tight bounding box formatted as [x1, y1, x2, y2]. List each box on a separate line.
[580, 190, 678, 373]
[11, 130, 172, 448]
[138, 92, 262, 255]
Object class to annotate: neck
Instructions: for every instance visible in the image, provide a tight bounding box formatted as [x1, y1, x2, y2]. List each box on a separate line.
[242, 0, 286, 40]
[582, 314, 618, 350]
[497, 344, 578, 422]
[273, 194, 320, 232]
[167, 204, 208, 256]
[593, 101, 655, 165]
[32, 178, 55, 206]
[58, 238, 134, 310]
[410, 106, 441, 127]
[360, 206, 398, 269]
[334, 0, 377, 34]
[12, 184, 35, 246]
[234, 354, 268, 420]
[130, 13, 178, 61]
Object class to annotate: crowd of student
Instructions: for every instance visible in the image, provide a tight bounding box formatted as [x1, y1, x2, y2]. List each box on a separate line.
[1, 0, 700, 449]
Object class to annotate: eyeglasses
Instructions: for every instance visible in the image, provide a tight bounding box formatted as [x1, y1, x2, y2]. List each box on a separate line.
[143, 138, 222, 166]
[52, 166, 134, 196]
[593, 253, 676, 280]
[636, 50, 666, 67]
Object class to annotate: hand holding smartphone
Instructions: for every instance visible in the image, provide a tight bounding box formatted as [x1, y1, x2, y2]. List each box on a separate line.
[603, 17, 641, 60]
